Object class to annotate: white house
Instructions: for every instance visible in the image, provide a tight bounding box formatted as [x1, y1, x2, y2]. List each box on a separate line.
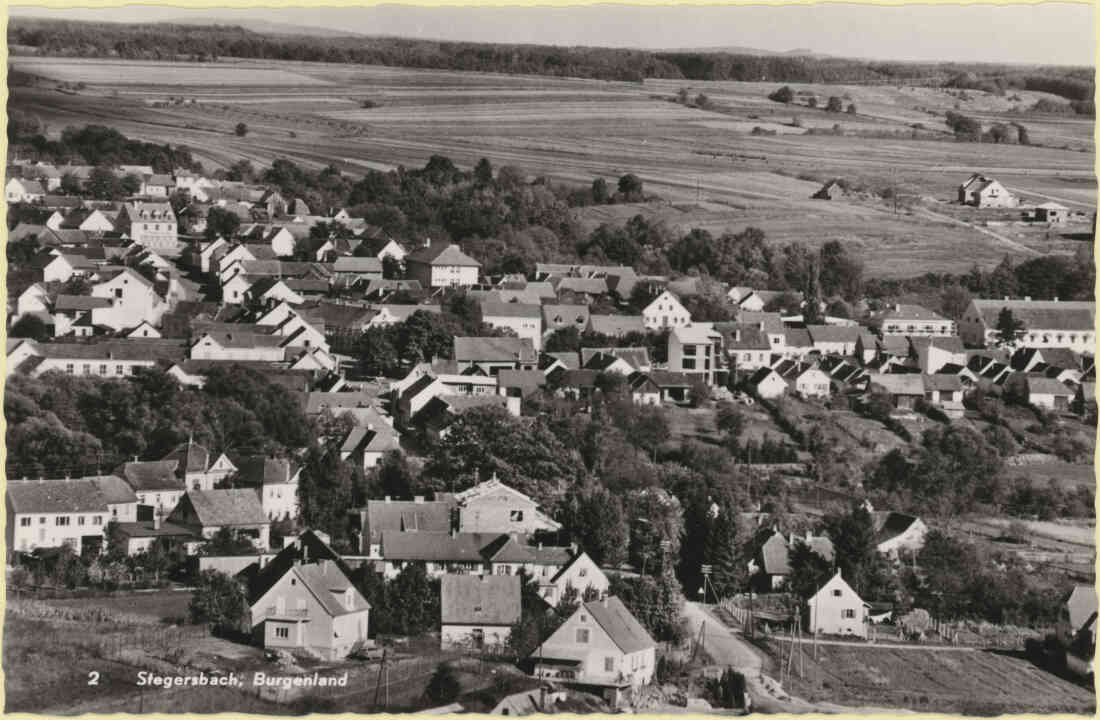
[880, 304, 956, 338]
[747, 367, 787, 399]
[960, 298, 1094, 352]
[481, 301, 543, 351]
[643, 290, 691, 330]
[235, 456, 301, 522]
[116, 202, 178, 252]
[6, 178, 46, 203]
[871, 510, 928, 559]
[404, 240, 481, 288]
[530, 596, 656, 702]
[793, 365, 831, 398]
[6, 476, 138, 557]
[958, 174, 1017, 208]
[248, 557, 370, 660]
[540, 551, 610, 606]
[807, 571, 869, 638]
[440, 575, 521, 650]
[90, 267, 168, 332]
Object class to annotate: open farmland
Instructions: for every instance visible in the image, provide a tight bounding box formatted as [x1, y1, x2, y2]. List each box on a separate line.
[10, 55, 1095, 277]
[774, 642, 1095, 715]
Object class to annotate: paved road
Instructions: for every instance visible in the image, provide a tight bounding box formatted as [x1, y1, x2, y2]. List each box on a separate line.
[681, 603, 917, 715]
[681, 601, 762, 671]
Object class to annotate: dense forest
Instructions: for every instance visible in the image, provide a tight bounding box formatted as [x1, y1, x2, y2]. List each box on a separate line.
[9, 18, 1094, 97]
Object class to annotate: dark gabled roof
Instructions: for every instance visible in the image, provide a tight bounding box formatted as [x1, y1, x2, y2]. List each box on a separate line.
[481, 300, 542, 320]
[441, 575, 521, 626]
[405, 242, 480, 267]
[244, 529, 350, 602]
[585, 596, 656, 654]
[714, 322, 771, 351]
[161, 441, 210, 475]
[454, 336, 537, 365]
[882, 304, 948, 322]
[497, 369, 547, 394]
[363, 498, 454, 543]
[542, 351, 581, 371]
[588, 314, 645, 336]
[872, 511, 921, 545]
[116, 460, 184, 492]
[180, 489, 268, 526]
[481, 535, 571, 565]
[232, 456, 298, 487]
[647, 370, 694, 388]
[115, 520, 197, 539]
[560, 369, 598, 388]
[380, 530, 501, 562]
[54, 295, 112, 312]
[1026, 376, 1074, 396]
[7, 475, 136, 514]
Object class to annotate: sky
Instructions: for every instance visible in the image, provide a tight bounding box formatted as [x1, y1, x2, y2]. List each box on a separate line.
[9, 3, 1096, 66]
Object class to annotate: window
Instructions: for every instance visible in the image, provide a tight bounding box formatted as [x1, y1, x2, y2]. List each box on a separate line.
[78, 517, 86, 526]
[116, 365, 124, 376]
[20, 517, 31, 527]
[66, 363, 74, 374]
[55, 516, 71, 526]
[832, 589, 842, 597]
[578, 568, 588, 578]
[683, 344, 696, 357]
[82, 363, 91, 374]
[93, 516, 103, 525]
[99, 364, 108, 375]
[604, 657, 615, 672]
[40, 517, 46, 524]
[576, 628, 590, 643]
[275, 627, 289, 639]
[114, 288, 123, 299]
[842, 609, 856, 619]
[509, 510, 524, 522]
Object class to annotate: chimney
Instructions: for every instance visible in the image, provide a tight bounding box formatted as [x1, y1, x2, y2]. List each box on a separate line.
[424, 237, 431, 248]
[414, 495, 424, 504]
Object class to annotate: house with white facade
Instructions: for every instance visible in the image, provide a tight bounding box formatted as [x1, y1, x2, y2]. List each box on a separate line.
[89, 267, 168, 332]
[6, 177, 46, 203]
[530, 596, 656, 706]
[6, 476, 138, 558]
[404, 240, 481, 288]
[960, 298, 1095, 352]
[642, 290, 691, 330]
[116, 202, 178, 251]
[958, 174, 1017, 208]
[807, 571, 869, 638]
[540, 551, 610, 606]
[881, 304, 956, 337]
[668, 323, 722, 386]
[440, 574, 521, 650]
[481, 301, 543, 351]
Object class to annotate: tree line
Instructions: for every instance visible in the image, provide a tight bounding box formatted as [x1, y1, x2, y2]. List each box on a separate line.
[10, 17, 1094, 90]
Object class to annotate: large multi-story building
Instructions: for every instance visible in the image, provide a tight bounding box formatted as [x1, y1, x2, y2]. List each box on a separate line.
[959, 298, 1095, 351]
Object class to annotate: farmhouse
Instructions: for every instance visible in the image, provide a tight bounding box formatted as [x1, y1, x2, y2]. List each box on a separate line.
[715, 322, 771, 371]
[880, 304, 956, 337]
[6, 476, 138, 558]
[440, 574, 521, 650]
[867, 373, 925, 410]
[404, 240, 481, 288]
[1017, 375, 1074, 411]
[958, 173, 1017, 208]
[541, 551, 610, 606]
[167, 489, 271, 551]
[812, 179, 845, 201]
[750, 531, 835, 591]
[960, 298, 1095, 351]
[454, 336, 538, 375]
[530, 596, 656, 704]
[1034, 202, 1069, 224]
[808, 571, 869, 638]
[6, 177, 46, 203]
[747, 366, 788, 399]
[642, 290, 691, 330]
[116, 201, 178, 251]
[481, 301, 543, 351]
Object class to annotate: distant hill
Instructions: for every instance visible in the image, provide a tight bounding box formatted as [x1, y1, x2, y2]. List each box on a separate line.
[657, 45, 833, 59]
[162, 17, 367, 39]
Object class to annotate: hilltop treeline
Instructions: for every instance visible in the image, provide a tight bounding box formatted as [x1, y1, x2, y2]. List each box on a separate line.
[9, 17, 1094, 90]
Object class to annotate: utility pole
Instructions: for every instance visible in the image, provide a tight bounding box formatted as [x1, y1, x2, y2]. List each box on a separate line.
[372, 647, 387, 711]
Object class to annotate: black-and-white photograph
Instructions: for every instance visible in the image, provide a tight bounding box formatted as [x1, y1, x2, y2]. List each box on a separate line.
[3, 2, 1096, 715]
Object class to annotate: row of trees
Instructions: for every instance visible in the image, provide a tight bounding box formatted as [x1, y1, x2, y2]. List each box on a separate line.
[8, 118, 203, 174]
[15, 18, 1091, 87]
